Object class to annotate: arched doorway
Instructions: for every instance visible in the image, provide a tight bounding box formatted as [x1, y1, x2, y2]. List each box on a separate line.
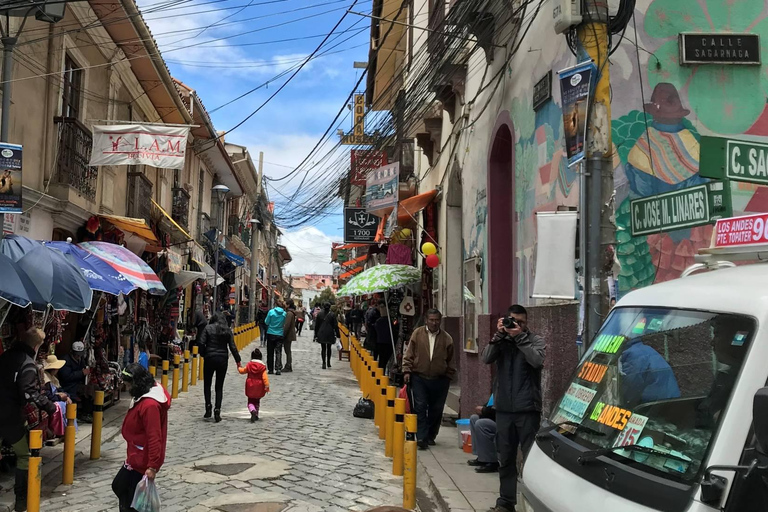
[487, 114, 515, 316]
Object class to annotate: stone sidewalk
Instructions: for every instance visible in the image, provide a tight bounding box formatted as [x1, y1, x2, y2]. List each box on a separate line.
[1, 329, 415, 512]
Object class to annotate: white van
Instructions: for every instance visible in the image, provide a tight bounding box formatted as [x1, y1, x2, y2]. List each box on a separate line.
[520, 247, 768, 512]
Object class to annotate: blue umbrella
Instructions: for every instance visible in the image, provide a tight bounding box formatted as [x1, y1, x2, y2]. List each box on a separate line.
[46, 241, 136, 296]
[1, 235, 93, 312]
[0, 252, 44, 308]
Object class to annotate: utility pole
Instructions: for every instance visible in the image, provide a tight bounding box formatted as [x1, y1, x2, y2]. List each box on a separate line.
[578, 0, 614, 345]
[248, 151, 264, 322]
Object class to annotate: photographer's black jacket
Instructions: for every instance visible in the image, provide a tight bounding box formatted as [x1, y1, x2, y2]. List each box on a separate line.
[482, 330, 546, 413]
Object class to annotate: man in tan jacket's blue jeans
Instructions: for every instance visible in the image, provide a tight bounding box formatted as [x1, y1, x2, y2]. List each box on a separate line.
[402, 308, 456, 450]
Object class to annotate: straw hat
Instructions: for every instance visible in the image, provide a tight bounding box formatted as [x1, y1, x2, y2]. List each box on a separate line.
[43, 355, 65, 371]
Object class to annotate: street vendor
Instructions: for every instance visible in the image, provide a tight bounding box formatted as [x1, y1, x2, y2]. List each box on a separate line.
[59, 341, 93, 422]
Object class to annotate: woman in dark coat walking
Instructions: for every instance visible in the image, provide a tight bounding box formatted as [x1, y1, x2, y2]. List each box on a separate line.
[313, 303, 340, 369]
[198, 313, 241, 422]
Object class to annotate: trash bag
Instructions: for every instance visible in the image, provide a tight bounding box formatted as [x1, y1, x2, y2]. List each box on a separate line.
[353, 397, 375, 419]
[131, 476, 161, 512]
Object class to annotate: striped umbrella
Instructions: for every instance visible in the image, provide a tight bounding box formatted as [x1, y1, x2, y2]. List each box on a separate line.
[79, 242, 166, 295]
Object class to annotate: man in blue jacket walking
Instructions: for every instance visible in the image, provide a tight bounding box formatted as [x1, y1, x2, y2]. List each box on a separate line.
[265, 302, 287, 375]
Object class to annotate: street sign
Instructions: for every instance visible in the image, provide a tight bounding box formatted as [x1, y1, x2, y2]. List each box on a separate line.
[344, 208, 378, 243]
[532, 71, 552, 111]
[679, 33, 761, 66]
[629, 182, 731, 237]
[700, 135, 768, 185]
[713, 213, 768, 248]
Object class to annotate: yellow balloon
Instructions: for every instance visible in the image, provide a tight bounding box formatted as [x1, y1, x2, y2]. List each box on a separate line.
[401, 228, 412, 237]
[422, 242, 437, 255]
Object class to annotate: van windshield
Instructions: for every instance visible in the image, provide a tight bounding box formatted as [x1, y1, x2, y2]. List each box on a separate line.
[550, 307, 754, 483]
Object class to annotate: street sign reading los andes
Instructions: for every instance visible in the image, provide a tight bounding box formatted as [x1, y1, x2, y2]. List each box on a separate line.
[713, 213, 768, 248]
[700, 136, 768, 185]
[630, 182, 731, 237]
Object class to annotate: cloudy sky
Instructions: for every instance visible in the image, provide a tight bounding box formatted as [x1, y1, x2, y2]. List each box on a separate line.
[138, 0, 369, 273]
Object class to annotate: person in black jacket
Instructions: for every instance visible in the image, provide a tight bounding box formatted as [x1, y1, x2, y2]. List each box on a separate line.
[313, 303, 340, 369]
[0, 327, 57, 512]
[192, 309, 208, 350]
[198, 312, 241, 422]
[59, 341, 93, 421]
[482, 304, 545, 512]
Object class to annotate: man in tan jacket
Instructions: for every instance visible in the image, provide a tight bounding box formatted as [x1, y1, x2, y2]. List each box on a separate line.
[403, 309, 455, 449]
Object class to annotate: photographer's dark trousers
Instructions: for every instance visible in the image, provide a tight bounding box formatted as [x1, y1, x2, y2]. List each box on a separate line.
[496, 411, 539, 510]
[411, 373, 450, 443]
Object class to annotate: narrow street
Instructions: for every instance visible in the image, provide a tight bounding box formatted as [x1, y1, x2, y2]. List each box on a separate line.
[37, 329, 403, 512]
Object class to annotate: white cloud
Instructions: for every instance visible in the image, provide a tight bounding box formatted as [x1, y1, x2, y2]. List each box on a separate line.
[280, 226, 341, 275]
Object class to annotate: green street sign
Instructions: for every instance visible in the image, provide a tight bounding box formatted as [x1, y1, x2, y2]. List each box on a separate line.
[629, 182, 732, 237]
[700, 135, 768, 184]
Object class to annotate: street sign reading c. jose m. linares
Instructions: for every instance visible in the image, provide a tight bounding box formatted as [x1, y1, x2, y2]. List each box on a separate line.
[629, 182, 731, 237]
[700, 135, 768, 185]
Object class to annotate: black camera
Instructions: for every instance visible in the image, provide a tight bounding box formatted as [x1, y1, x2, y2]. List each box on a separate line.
[502, 317, 518, 329]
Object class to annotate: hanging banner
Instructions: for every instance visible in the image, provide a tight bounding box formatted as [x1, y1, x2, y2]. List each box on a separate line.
[558, 62, 595, 167]
[0, 143, 22, 213]
[532, 211, 578, 299]
[166, 247, 183, 273]
[365, 162, 399, 215]
[351, 150, 387, 185]
[344, 207, 378, 243]
[90, 124, 190, 170]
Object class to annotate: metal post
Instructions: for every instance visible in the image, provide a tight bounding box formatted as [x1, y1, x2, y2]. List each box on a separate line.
[90, 391, 104, 460]
[213, 228, 221, 314]
[379, 375, 389, 440]
[62, 403, 77, 485]
[578, 0, 612, 345]
[191, 345, 198, 386]
[27, 430, 42, 512]
[385, 385, 396, 457]
[403, 413, 418, 509]
[0, 36, 16, 241]
[392, 398, 405, 476]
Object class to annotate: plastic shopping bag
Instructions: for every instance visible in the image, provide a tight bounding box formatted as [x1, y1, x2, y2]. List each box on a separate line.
[131, 476, 161, 512]
[398, 384, 412, 414]
[335, 339, 343, 351]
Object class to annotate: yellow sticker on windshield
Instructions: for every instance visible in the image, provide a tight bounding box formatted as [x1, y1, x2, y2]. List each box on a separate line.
[589, 402, 632, 430]
[593, 334, 625, 354]
[578, 361, 608, 384]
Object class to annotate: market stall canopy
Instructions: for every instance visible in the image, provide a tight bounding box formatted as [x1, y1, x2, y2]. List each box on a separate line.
[79, 242, 166, 295]
[46, 241, 137, 296]
[397, 189, 438, 225]
[342, 255, 367, 268]
[100, 214, 159, 243]
[0, 236, 92, 312]
[164, 270, 206, 291]
[339, 267, 363, 280]
[337, 264, 420, 296]
[222, 248, 245, 266]
[195, 259, 225, 287]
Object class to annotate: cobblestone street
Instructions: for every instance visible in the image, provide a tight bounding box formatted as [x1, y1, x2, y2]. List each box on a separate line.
[30, 330, 403, 512]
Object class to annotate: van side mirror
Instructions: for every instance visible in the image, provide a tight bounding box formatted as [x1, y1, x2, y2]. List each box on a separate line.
[754, 387, 768, 454]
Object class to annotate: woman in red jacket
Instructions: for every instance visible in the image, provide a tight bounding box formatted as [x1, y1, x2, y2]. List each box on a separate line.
[112, 363, 171, 511]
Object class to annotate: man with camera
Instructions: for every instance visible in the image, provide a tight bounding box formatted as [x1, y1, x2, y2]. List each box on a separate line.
[482, 305, 545, 512]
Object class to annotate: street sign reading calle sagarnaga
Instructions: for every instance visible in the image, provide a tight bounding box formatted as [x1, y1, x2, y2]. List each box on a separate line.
[629, 182, 732, 237]
[679, 33, 761, 65]
[700, 135, 768, 185]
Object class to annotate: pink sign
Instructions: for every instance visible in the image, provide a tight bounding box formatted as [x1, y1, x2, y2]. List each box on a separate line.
[714, 213, 768, 248]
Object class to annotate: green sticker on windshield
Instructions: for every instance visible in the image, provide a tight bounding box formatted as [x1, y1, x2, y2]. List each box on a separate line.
[647, 318, 663, 332]
[593, 334, 625, 354]
[732, 331, 748, 346]
[632, 318, 646, 334]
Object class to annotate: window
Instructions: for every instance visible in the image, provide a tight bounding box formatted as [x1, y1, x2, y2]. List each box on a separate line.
[62, 55, 83, 119]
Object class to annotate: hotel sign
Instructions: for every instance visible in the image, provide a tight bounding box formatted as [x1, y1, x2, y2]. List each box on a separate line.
[341, 94, 376, 145]
[679, 33, 760, 65]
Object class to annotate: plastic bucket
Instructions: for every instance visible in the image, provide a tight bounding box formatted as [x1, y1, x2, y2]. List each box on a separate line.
[456, 418, 471, 449]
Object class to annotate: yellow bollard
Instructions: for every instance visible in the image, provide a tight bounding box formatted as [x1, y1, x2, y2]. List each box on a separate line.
[161, 359, 169, 391]
[90, 390, 104, 460]
[27, 429, 42, 512]
[374, 368, 384, 432]
[199, 356, 204, 383]
[172, 353, 180, 399]
[385, 386, 396, 457]
[191, 346, 199, 386]
[403, 413, 418, 509]
[149, 363, 156, 377]
[379, 375, 389, 440]
[182, 350, 190, 393]
[393, 398, 406, 475]
[62, 403, 77, 485]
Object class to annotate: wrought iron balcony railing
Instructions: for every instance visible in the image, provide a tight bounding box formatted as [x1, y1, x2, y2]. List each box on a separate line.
[54, 117, 98, 201]
[172, 187, 190, 229]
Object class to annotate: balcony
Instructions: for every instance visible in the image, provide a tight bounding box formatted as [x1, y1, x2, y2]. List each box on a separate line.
[172, 187, 190, 230]
[54, 117, 98, 202]
[127, 172, 152, 224]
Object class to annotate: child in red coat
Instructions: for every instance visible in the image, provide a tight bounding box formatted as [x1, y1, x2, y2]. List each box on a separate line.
[237, 348, 270, 422]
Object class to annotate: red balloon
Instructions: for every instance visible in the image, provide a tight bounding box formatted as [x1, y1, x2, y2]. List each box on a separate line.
[426, 254, 439, 268]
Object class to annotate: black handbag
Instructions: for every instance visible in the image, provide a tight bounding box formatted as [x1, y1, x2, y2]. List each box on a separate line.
[353, 397, 375, 419]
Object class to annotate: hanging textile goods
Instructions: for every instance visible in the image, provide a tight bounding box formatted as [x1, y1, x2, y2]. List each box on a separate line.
[0, 235, 92, 313]
[46, 241, 137, 296]
[79, 242, 166, 295]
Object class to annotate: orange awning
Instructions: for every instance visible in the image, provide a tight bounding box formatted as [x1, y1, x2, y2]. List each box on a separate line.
[332, 243, 370, 250]
[101, 214, 158, 243]
[339, 267, 363, 280]
[397, 189, 438, 225]
[342, 255, 367, 267]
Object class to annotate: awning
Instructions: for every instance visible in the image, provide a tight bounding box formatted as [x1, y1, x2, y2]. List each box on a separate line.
[151, 199, 191, 241]
[342, 254, 367, 268]
[397, 189, 438, 225]
[194, 259, 225, 286]
[222, 248, 245, 266]
[165, 269, 206, 290]
[100, 214, 158, 243]
[339, 267, 363, 280]
[274, 289, 282, 297]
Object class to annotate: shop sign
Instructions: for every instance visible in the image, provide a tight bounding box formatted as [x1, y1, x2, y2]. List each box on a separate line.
[341, 94, 376, 145]
[90, 124, 190, 170]
[558, 61, 595, 167]
[166, 247, 183, 273]
[700, 135, 768, 185]
[613, 413, 649, 448]
[712, 213, 768, 248]
[364, 162, 399, 214]
[629, 182, 731, 237]
[589, 402, 632, 430]
[679, 33, 760, 65]
[351, 150, 386, 185]
[0, 143, 22, 213]
[560, 382, 597, 421]
[344, 207, 378, 243]
[532, 71, 552, 111]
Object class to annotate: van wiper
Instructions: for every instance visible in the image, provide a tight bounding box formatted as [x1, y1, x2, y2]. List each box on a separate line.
[578, 444, 690, 465]
[537, 421, 605, 440]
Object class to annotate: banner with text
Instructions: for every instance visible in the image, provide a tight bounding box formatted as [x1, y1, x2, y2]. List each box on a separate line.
[713, 213, 768, 248]
[365, 162, 399, 215]
[558, 61, 595, 167]
[0, 143, 22, 213]
[351, 150, 387, 185]
[344, 207, 378, 243]
[90, 124, 190, 170]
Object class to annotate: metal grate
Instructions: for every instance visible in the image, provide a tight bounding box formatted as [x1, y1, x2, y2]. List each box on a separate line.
[172, 187, 190, 229]
[54, 117, 98, 201]
[127, 171, 152, 224]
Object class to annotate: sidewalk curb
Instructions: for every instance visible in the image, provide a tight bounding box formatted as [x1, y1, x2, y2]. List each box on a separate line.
[417, 456, 451, 512]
